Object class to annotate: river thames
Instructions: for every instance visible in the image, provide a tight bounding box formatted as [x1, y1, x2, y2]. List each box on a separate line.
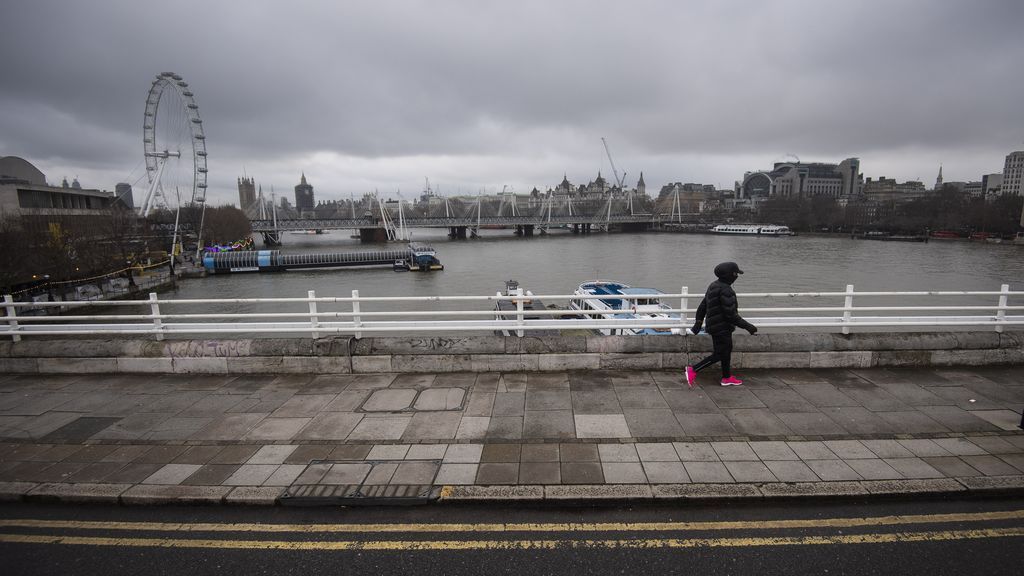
[174, 230, 1024, 298]
[158, 229, 1024, 324]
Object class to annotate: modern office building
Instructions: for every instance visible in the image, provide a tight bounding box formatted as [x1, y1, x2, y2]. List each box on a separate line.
[981, 173, 1003, 197]
[862, 177, 928, 202]
[114, 183, 134, 209]
[1002, 151, 1024, 196]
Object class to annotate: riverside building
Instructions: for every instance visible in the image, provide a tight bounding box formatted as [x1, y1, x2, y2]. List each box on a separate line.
[1002, 151, 1024, 197]
[738, 158, 863, 201]
[0, 156, 116, 222]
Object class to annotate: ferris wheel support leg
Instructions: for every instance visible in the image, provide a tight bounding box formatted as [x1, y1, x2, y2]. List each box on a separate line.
[139, 156, 169, 217]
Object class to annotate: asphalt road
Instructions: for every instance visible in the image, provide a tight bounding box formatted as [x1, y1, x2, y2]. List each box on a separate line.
[2, 496, 1023, 575]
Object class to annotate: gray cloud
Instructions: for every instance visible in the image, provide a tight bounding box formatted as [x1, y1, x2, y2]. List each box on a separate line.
[2, 0, 1022, 205]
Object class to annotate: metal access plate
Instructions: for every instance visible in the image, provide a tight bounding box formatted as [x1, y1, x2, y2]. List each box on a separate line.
[280, 460, 441, 506]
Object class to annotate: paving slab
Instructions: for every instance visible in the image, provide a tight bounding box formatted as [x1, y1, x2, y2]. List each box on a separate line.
[636, 443, 680, 462]
[749, 441, 800, 461]
[920, 456, 981, 478]
[682, 461, 734, 483]
[182, 464, 242, 486]
[142, 464, 203, 485]
[347, 416, 411, 441]
[519, 462, 561, 484]
[916, 406, 1000, 432]
[455, 416, 489, 439]
[931, 437, 989, 456]
[522, 410, 575, 439]
[960, 455, 1020, 476]
[861, 439, 915, 459]
[723, 409, 793, 436]
[959, 436, 1020, 455]
[676, 413, 738, 436]
[521, 444, 560, 463]
[574, 414, 630, 438]
[764, 460, 820, 482]
[485, 416, 523, 439]
[723, 461, 777, 482]
[711, 442, 758, 461]
[641, 461, 690, 483]
[845, 459, 903, 480]
[476, 462, 518, 484]
[673, 442, 720, 462]
[435, 463, 478, 485]
[402, 412, 462, 440]
[560, 462, 604, 484]
[601, 462, 646, 483]
[787, 441, 839, 460]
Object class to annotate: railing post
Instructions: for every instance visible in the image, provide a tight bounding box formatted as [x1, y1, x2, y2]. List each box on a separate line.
[4, 294, 21, 342]
[352, 289, 362, 339]
[680, 286, 689, 331]
[149, 292, 163, 341]
[842, 284, 854, 335]
[515, 287, 524, 338]
[995, 283, 1009, 333]
[308, 290, 319, 339]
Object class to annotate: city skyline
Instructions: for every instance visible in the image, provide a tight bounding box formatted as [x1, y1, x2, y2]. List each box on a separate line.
[1, 0, 1022, 207]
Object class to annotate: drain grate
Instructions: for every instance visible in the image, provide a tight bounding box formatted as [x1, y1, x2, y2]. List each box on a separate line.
[280, 460, 441, 506]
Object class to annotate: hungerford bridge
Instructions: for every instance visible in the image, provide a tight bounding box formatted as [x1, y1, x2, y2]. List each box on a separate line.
[249, 192, 693, 244]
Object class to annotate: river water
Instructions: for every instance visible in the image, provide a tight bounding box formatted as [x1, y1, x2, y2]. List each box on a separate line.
[165, 229, 1024, 321]
[175, 229, 1024, 296]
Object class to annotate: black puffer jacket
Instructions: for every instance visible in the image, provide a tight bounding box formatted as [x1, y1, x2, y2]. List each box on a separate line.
[693, 263, 755, 335]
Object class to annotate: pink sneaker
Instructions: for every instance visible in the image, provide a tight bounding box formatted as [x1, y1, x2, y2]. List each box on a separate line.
[685, 366, 697, 388]
[720, 376, 743, 386]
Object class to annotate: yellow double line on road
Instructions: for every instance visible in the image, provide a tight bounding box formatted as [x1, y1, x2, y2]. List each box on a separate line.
[0, 510, 1021, 551]
[2, 510, 1023, 534]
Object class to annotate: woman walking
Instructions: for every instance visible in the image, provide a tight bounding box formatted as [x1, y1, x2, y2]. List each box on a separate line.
[686, 262, 757, 387]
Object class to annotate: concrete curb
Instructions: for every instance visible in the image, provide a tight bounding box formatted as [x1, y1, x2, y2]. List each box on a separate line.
[436, 475, 1024, 504]
[119, 485, 232, 505]
[0, 482, 40, 502]
[1, 476, 1021, 506]
[26, 482, 130, 503]
[226, 486, 285, 506]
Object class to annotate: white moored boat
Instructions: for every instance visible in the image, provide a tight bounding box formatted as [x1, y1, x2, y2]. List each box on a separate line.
[711, 224, 794, 236]
[568, 280, 681, 335]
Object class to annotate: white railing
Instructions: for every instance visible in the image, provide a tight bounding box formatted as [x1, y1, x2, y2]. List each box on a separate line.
[1, 285, 1022, 341]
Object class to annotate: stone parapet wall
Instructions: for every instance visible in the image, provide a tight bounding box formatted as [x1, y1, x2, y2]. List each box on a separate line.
[0, 332, 1021, 374]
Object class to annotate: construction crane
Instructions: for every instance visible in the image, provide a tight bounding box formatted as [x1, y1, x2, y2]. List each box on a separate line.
[601, 137, 626, 189]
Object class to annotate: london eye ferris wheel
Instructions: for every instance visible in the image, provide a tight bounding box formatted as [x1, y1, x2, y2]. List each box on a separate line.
[138, 72, 208, 217]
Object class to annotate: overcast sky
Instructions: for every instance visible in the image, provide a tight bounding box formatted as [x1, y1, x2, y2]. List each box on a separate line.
[2, 0, 1022, 206]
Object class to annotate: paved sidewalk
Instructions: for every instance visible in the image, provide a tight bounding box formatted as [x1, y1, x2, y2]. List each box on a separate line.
[0, 366, 1022, 504]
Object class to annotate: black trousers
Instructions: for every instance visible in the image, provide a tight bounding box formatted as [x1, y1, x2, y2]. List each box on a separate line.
[693, 333, 733, 378]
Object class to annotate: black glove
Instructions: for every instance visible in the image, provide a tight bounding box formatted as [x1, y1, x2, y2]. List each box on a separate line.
[690, 323, 702, 334]
[746, 325, 758, 335]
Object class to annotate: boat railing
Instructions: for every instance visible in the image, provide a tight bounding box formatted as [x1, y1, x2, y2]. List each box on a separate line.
[2, 284, 1022, 340]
